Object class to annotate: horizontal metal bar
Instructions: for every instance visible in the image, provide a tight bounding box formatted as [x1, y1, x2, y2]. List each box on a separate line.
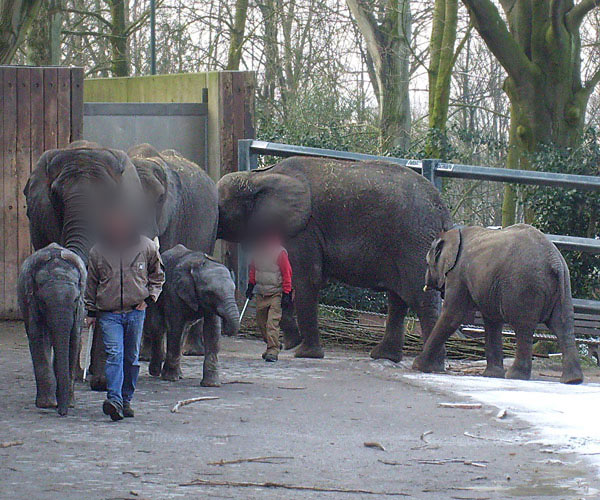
[248, 140, 423, 171]
[437, 162, 600, 191]
[573, 298, 600, 315]
[84, 102, 208, 116]
[547, 234, 600, 254]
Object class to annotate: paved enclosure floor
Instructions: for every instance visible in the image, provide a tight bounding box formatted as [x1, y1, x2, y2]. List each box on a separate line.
[1, 320, 598, 499]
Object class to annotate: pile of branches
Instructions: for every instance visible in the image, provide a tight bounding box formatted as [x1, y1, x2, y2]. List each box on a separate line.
[240, 304, 517, 361]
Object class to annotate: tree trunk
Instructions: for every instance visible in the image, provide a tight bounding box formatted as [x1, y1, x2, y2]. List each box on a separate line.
[0, 0, 43, 64]
[462, 0, 597, 226]
[346, 0, 412, 151]
[226, 0, 249, 70]
[427, 0, 459, 158]
[26, 0, 61, 65]
[108, 0, 129, 77]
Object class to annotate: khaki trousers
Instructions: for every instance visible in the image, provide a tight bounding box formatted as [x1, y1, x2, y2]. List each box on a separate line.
[255, 293, 282, 355]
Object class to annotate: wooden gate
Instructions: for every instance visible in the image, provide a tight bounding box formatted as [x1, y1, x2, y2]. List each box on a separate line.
[0, 66, 83, 319]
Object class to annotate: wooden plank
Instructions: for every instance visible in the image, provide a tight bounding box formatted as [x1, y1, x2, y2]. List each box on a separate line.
[43, 68, 58, 150]
[3, 67, 18, 317]
[16, 68, 32, 277]
[57, 68, 71, 147]
[231, 72, 246, 174]
[70, 67, 83, 141]
[0, 68, 5, 316]
[219, 72, 234, 175]
[30, 68, 44, 169]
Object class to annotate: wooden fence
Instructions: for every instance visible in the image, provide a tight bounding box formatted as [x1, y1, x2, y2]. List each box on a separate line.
[0, 66, 83, 319]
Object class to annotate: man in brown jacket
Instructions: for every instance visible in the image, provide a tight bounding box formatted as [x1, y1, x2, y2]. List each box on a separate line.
[84, 212, 164, 421]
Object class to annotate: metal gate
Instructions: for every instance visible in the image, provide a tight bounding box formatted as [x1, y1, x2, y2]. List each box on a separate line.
[83, 100, 208, 169]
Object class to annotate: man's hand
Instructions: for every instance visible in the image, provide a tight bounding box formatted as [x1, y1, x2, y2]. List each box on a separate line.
[281, 292, 293, 309]
[136, 301, 148, 311]
[84, 316, 96, 328]
[245, 283, 255, 299]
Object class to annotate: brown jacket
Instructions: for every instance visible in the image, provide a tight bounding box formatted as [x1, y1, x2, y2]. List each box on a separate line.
[85, 236, 165, 315]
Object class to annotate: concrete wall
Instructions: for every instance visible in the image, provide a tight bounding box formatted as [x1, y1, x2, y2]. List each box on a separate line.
[84, 71, 255, 184]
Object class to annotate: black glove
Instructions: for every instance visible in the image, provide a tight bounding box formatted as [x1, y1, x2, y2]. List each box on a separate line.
[245, 283, 255, 299]
[281, 291, 293, 309]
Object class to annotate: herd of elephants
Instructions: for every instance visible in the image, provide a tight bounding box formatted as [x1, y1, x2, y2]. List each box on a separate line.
[15, 141, 584, 416]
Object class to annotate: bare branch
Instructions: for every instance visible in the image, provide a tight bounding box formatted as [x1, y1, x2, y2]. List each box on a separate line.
[462, 0, 534, 82]
[567, 0, 600, 29]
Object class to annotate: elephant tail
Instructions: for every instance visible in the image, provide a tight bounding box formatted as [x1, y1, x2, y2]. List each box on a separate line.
[549, 250, 574, 331]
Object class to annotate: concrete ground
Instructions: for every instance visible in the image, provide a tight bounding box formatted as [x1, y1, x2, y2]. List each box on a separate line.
[1, 320, 598, 500]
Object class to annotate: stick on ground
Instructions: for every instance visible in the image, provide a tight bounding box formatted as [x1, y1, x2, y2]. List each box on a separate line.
[171, 396, 220, 413]
[208, 456, 294, 466]
[180, 478, 410, 496]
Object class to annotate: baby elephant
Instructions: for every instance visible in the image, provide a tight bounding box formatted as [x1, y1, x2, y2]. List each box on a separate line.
[145, 245, 239, 386]
[18, 243, 87, 415]
[413, 224, 583, 384]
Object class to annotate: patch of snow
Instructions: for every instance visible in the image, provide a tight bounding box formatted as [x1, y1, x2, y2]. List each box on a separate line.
[405, 373, 600, 471]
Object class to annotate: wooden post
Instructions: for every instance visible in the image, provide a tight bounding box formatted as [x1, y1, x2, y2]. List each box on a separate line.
[0, 66, 83, 319]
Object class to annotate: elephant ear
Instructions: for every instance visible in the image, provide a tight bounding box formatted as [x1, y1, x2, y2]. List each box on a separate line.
[24, 151, 62, 249]
[435, 228, 462, 285]
[174, 262, 205, 312]
[60, 249, 87, 289]
[249, 172, 311, 238]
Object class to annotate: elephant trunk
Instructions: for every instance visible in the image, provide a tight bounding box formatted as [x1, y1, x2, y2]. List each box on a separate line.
[46, 311, 74, 416]
[61, 193, 93, 263]
[219, 299, 240, 336]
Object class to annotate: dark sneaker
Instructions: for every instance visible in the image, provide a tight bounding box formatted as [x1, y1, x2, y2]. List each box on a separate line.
[262, 351, 267, 360]
[123, 402, 134, 418]
[264, 353, 278, 362]
[102, 399, 124, 421]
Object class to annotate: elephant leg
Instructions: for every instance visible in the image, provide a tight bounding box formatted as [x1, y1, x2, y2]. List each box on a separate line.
[413, 288, 467, 373]
[281, 303, 302, 350]
[294, 277, 324, 359]
[89, 322, 107, 392]
[413, 289, 446, 371]
[161, 316, 186, 381]
[201, 313, 221, 387]
[182, 319, 205, 356]
[68, 325, 81, 406]
[147, 309, 166, 377]
[27, 324, 56, 409]
[482, 319, 505, 378]
[546, 308, 583, 384]
[506, 327, 534, 380]
[139, 327, 153, 362]
[370, 292, 407, 363]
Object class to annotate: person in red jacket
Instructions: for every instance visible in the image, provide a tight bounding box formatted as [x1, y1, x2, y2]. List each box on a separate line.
[245, 234, 293, 362]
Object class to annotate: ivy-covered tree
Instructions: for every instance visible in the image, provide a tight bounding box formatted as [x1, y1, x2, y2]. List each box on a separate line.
[462, 0, 600, 225]
[0, 0, 42, 63]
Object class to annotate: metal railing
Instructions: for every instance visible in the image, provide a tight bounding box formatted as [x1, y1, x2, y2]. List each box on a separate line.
[237, 139, 600, 315]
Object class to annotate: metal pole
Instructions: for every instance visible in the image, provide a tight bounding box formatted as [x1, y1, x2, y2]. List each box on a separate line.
[150, 0, 156, 75]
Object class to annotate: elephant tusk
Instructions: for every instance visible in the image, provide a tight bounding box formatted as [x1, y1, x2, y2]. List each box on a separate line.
[423, 285, 429, 292]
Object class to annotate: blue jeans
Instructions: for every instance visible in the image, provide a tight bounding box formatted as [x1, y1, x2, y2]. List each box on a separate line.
[98, 310, 145, 405]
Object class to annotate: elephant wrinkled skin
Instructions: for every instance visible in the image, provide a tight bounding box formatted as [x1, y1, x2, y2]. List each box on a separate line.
[145, 245, 240, 386]
[217, 157, 452, 364]
[17, 244, 87, 416]
[414, 224, 584, 385]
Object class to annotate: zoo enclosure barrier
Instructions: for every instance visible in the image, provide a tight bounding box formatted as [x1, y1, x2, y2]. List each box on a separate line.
[235, 139, 600, 351]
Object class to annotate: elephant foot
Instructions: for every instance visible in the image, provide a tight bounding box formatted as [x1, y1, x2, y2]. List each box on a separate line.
[57, 405, 69, 417]
[149, 359, 163, 377]
[35, 396, 57, 409]
[75, 363, 84, 381]
[506, 363, 531, 381]
[182, 345, 205, 356]
[89, 374, 107, 392]
[482, 365, 505, 378]
[370, 342, 403, 363]
[139, 342, 152, 362]
[561, 362, 583, 385]
[201, 372, 221, 387]
[294, 342, 324, 359]
[412, 354, 445, 373]
[161, 365, 182, 381]
[283, 330, 303, 351]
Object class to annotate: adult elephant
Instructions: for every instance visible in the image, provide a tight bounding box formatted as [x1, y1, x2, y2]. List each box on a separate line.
[217, 157, 452, 364]
[25, 141, 151, 391]
[128, 144, 219, 358]
[25, 141, 148, 263]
